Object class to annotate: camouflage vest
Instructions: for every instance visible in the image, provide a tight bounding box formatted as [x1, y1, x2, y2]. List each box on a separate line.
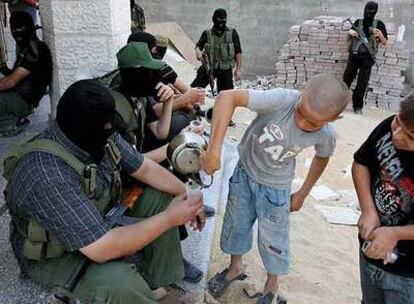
[3, 136, 122, 261]
[351, 19, 379, 55]
[99, 69, 147, 151]
[205, 27, 235, 70]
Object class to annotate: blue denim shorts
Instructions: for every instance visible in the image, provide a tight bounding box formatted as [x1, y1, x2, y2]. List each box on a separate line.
[220, 162, 291, 275]
[360, 252, 414, 304]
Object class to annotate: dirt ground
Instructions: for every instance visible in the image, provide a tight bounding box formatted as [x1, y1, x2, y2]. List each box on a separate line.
[204, 104, 391, 304]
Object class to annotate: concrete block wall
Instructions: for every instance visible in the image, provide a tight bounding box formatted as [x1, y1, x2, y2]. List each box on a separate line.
[273, 16, 409, 112]
[39, 0, 131, 116]
[140, 0, 414, 79]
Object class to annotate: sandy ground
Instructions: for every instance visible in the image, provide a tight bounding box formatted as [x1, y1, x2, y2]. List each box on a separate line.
[204, 104, 391, 304]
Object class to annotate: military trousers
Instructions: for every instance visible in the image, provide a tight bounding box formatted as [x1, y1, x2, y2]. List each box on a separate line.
[0, 91, 32, 133]
[27, 187, 184, 304]
[191, 66, 234, 93]
[343, 54, 375, 111]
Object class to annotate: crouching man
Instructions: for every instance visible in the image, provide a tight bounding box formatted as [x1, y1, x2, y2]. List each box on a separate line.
[0, 11, 52, 136]
[3, 80, 204, 303]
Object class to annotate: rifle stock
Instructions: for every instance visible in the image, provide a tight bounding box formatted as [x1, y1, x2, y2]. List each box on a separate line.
[54, 191, 144, 303]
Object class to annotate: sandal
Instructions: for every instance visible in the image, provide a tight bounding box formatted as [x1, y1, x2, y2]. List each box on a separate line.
[183, 258, 203, 283]
[243, 289, 287, 304]
[207, 268, 247, 298]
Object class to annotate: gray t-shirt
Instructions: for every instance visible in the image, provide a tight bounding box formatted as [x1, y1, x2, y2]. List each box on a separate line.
[238, 88, 337, 188]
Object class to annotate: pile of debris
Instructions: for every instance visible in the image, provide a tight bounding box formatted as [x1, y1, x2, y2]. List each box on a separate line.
[273, 15, 410, 111]
[237, 75, 276, 90]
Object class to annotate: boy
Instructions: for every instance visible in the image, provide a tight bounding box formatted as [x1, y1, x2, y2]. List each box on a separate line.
[352, 90, 414, 303]
[202, 74, 350, 303]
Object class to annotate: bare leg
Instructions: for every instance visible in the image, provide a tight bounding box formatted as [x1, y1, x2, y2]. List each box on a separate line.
[225, 254, 246, 280]
[264, 273, 279, 295]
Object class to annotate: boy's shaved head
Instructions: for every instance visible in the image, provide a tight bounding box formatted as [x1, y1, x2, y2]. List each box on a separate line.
[294, 74, 350, 132]
[305, 74, 350, 118]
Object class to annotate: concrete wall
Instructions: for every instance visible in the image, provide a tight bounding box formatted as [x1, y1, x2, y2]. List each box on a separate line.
[39, 0, 131, 116]
[140, 0, 414, 79]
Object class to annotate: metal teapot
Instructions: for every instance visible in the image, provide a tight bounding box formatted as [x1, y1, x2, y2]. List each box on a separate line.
[167, 131, 212, 187]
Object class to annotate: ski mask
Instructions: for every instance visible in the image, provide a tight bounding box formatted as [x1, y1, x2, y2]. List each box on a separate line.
[363, 1, 378, 26]
[127, 32, 157, 50]
[120, 67, 163, 98]
[56, 80, 116, 163]
[9, 11, 35, 44]
[212, 8, 227, 33]
[127, 32, 168, 60]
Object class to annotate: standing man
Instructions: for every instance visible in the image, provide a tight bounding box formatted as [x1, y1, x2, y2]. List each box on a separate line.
[130, 0, 146, 33]
[343, 1, 388, 114]
[0, 11, 52, 137]
[191, 8, 242, 94]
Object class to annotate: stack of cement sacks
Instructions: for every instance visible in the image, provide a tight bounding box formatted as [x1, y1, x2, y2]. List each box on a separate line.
[273, 16, 410, 111]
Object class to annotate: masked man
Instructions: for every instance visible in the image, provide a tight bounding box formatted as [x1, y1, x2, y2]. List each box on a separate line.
[191, 8, 242, 93]
[126, 33, 205, 147]
[0, 0, 38, 23]
[4, 79, 204, 303]
[0, 11, 52, 136]
[109, 43, 210, 282]
[130, 0, 146, 33]
[343, 1, 387, 114]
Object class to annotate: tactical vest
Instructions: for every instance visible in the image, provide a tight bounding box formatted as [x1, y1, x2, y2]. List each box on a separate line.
[205, 28, 235, 70]
[98, 69, 147, 151]
[3, 135, 122, 261]
[351, 19, 379, 55]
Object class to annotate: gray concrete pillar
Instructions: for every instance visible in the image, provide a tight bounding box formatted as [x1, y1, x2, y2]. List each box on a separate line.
[39, 0, 130, 117]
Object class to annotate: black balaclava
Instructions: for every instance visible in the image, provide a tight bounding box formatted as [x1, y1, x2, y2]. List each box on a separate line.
[127, 32, 167, 60]
[363, 1, 378, 27]
[57, 80, 116, 163]
[127, 32, 157, 50]
[212, 8, 227, 33]
[9, 11, 36, 44]
[120, 65, 178, 99]
[152, 46, 167, 60]
[120, 67, 163, 98]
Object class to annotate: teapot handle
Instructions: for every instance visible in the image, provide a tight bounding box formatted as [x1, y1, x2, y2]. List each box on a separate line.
[190, 172, 214, 188]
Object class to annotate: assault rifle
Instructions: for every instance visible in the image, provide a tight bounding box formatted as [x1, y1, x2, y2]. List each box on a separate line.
[55, 196, 144, 304]
[343, 17, 377, 67]
[201, 52, 216, 96]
